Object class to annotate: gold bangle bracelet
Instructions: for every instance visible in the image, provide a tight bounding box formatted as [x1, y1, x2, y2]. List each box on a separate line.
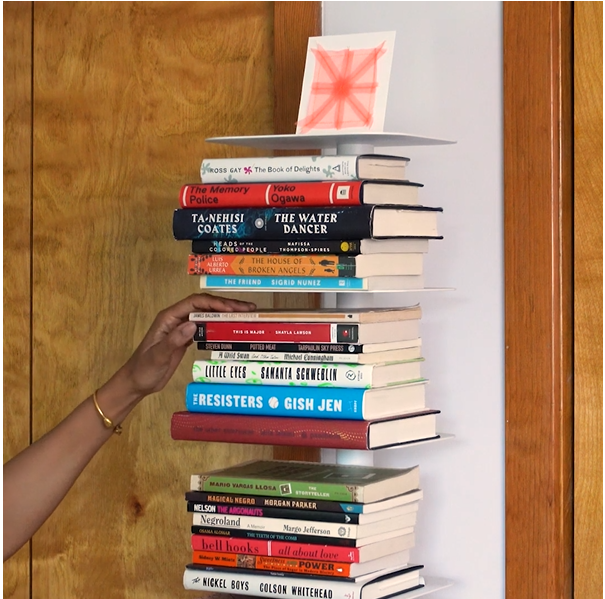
[92, 391, 123, 435]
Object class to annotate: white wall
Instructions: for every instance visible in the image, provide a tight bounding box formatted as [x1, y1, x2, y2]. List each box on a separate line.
[322, 3, 504, 598]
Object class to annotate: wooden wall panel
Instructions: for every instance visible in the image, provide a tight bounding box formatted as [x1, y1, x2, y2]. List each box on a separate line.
[3, 2, 33, 597]
[30, 3, 275, 597]
[503, 3, 573, 598]
[573, 3, 603, 598]
[4, 3, 323, 596]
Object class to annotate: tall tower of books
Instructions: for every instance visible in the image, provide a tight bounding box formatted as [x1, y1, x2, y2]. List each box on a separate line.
[170, 32, 455, 598]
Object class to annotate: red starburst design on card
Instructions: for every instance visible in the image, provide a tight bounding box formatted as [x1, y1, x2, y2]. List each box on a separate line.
[296, 43, 387, 134]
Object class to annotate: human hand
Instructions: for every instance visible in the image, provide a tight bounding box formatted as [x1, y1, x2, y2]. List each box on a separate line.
[108, 293, 255, 404]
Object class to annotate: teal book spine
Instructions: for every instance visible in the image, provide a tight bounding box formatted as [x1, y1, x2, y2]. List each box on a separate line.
[199, 275, 367, 290]
[185, 383, 367, 420]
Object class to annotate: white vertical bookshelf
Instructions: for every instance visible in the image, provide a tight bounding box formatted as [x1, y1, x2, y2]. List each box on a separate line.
[206, 130, 455, 595]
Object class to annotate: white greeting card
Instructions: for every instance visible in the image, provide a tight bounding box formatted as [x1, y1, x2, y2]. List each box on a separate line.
[296, 31, 396, 135]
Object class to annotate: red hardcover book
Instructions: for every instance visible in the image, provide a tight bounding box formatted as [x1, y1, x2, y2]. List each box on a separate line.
[192, 319, 419, 344]
[190, 533, 415, 564]
[179, 181, 421, 209]
[170, 411, 440, 450]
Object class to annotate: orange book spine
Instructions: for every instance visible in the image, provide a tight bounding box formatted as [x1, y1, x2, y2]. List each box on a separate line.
[187, 253, 356, 277]
[191, 550, 355, 578]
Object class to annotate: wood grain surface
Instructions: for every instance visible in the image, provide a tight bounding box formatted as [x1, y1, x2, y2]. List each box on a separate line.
[573, 3, 603, 598]
[504, 3, 574, 598]
[3, 5, 33, 597]
[28, 3, 273, 598]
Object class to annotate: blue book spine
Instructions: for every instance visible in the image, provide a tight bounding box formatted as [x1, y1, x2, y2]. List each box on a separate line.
[185, 383, 368, 420]
[200, 276, 367, 290]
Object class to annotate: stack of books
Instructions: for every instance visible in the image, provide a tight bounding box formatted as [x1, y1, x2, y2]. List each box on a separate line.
[171, 153, 443, 292]
[170, 304, 441, 450]
[182, 459, 426, 597]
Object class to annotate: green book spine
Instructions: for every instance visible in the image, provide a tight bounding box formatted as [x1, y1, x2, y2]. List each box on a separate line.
[194, 475, 363, 502]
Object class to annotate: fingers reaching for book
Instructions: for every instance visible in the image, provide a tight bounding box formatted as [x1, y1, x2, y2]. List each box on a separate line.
[115, 293, 256, 402]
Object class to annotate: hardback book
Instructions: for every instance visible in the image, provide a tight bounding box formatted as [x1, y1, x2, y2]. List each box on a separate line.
[171, 410, 440, 450]
[183, 562, 424, 598]
[186, 499, 419, 525]
[172, 205, 442, 241]
[187, 253, 423, 278]
[184, 488, 424, 515]
[189, 305, 422, 324]
[190, 548, 411, 579]
[190, 510, 417, 539]
[184, 380, 427, 420]
[180, 180, 422, 208]
[196, 338, 422, 355]
[191, 359, 424, 388]
[190, 530, 417, 563]
[199, 154, 410, 184]
[208, 346, 422, 364]
[198, 274, 425, 291]
[191, 320, 420, 345]
[191, 237, 432, 255]
[189, 459, 420, 503]
[190, 524, 415, 547]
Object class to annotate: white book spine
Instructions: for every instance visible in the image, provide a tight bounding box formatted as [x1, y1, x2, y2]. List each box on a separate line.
[192, 360, 377, 389]
[209, 351, 369, 364]
[208, 348, 423, 364]
[200, 155, 360, 183]
[183, 566, 421, 598]
[191, 512, 416, 539]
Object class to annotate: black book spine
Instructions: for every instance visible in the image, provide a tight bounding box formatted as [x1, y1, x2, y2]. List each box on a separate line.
[191, 239, 363, 255]
[186, 502, 363, 524]
[190, 525, 361, 547]
[196, 341, 365, 354]
[172, 207, 374, 241]
[185, 491, 364, 514]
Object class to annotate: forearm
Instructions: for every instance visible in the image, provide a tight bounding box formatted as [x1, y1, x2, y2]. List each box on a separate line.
[2, 373, 141, 561]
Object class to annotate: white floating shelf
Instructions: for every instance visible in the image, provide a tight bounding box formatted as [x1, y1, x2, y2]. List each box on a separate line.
[394, 577, 454, 598]
[206, 131, 455, 152]
[332, 435, 455, 466]
[378, 433, 455, 451]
